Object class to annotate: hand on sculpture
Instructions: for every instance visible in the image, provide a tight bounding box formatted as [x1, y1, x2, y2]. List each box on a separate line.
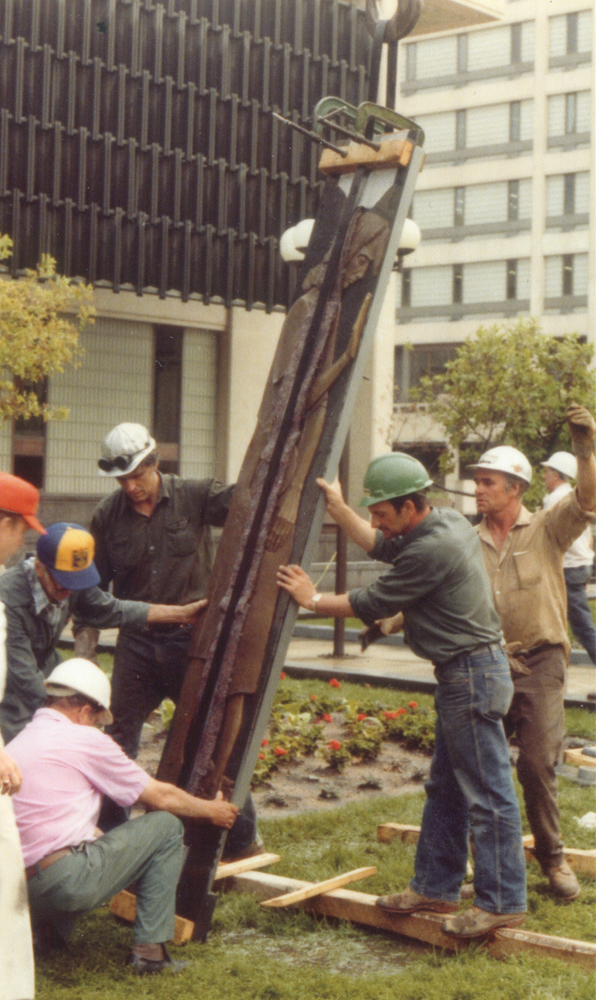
[0, 747, 22, 795]
[567, 403, 596, 458]
[209, 791, 239, 829]
[277, 564, 316, 609]
[178, 599, 209, 624]
[316, 477, 346, 521]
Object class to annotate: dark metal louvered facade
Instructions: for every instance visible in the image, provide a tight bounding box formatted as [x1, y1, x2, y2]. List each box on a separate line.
[0, 0, 376, 309]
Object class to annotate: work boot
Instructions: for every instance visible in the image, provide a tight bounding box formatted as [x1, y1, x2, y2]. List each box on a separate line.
[442, 906, 525, 938]
[376, 886, 459, 915]
[547, 861, 581, 900]
[128, 945, 189, 975]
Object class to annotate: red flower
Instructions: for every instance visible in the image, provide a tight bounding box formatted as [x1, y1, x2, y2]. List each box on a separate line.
[323, 713, 333, 723]
[357, 714, 367, 722]
[327, 739, 342, 751]
[329, 678, 341, 688]
[310, 694, 317, 702]
[382, 710, 396, 720]
[258, 753, 266, 760]
[261, 738, 268, 747]
[397, 707, 407, 716]
[280, 672, 286, 680]
[408, 701, 418, 709]
[274, 746, 288, 756]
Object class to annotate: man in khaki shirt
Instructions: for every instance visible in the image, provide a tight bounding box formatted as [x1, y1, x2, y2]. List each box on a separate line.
[472, 404, 596, 901]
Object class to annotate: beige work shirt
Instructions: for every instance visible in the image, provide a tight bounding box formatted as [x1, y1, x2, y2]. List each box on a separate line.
[476, 489, 595, 655]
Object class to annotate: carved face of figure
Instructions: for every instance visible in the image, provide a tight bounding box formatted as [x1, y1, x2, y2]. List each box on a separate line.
[341, 210, 390, 291]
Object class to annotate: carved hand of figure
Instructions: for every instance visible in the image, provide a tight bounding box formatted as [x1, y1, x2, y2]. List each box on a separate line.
[266, 515, 294, 552]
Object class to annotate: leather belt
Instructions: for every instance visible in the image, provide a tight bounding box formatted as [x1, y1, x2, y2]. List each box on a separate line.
[25, 847, 73, 881]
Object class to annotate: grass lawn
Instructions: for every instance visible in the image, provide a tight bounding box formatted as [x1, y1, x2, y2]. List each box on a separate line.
[35, 675, 596, 1000]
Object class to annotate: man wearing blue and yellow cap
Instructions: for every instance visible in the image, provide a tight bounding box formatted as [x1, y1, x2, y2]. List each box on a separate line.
[0, 523, 207, 743]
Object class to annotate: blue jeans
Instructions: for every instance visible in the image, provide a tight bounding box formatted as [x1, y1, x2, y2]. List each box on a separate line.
[565, 565, 596, 665]
[411, 645, 526, 915]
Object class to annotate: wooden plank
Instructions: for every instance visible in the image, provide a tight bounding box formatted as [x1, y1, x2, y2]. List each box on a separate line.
[319, 138, 413, 175]
[228, 871, 596, 972]
[377, 823, 421, 844]
[260, 866, 376, 908]
[564, 747, 596, 769]
[381, 825, 596, 878]
[214, 853, 281, 880]
[110, 890, 194, 945]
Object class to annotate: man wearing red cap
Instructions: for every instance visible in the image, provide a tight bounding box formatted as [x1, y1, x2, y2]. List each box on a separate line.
[0, 473, 45, 1000]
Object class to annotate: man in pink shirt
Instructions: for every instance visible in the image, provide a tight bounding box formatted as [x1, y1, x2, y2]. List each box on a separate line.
[7, 658, 238, 974]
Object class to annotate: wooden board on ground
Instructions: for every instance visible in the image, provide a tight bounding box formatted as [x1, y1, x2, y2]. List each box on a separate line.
[110, 890, 194, 945]
[110, 855, 280, 945]
[261, 866, 376, 907]
[228, 870, 596, 972]
[564, 747, 596, 769]
[378, 824, 596, 879]
[214, 853, 281, 880]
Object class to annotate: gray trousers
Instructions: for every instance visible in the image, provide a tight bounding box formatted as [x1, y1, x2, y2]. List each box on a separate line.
[504, 644, 566, 871]
[27, 812, 184, 945]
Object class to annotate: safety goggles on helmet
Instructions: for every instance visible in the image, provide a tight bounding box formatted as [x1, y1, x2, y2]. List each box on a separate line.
[98, 448, 150, 473]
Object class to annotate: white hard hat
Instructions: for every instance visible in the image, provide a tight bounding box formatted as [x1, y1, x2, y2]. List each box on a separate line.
[44, 659, 113, 725]
[540, 451, 577, 480]
[470, 445, 532, 486]
[98, 423, 156, 477]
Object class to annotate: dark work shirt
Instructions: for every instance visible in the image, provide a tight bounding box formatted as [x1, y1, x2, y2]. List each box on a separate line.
[349, 507, 502, 665]
[90, 474, 233, 606]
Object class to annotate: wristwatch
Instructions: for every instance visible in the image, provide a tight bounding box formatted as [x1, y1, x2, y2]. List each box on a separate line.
[309, 592, 323, 612]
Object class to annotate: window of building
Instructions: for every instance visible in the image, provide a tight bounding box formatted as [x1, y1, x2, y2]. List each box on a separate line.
[394, 343, 462, 403]
[509, 101, 521, 142]
[454, 187, 465, 226]
[508, 179, 519, 221]
[153, 326, 182, 474]
[401, 268, 411, 307]
[452, 264, 463, 304]
[506, 260, 517, 300]
[548, 91, 591, 144]
[544, 253, 588, 310]
[400, 21, 534, 93]
[12, 380, 47, 488]
[455, 110, 466, 149]
[546, 172, 590, 225]
[549, 10, 592, 65]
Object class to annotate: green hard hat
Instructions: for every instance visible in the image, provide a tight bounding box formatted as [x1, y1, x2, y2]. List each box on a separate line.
[359, 453, 433, 507]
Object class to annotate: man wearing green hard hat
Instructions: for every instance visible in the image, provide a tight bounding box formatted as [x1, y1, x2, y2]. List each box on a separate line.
[278, 452, 526, 939]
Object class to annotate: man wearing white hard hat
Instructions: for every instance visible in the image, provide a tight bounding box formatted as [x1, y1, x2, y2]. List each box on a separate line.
[472, 404, 596, 901]
[86, 423, 259, 859]
[6, 659, 238, 973]
[541, 452, 595, 665]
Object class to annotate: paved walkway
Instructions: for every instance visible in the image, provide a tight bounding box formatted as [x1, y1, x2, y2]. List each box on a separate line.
[284, 632, 596, 709]
[61, 624, 596, 709]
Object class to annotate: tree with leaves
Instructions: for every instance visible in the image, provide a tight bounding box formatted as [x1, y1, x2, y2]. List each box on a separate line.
[0, 235, 95, 422]
[416, 318, 595, 504]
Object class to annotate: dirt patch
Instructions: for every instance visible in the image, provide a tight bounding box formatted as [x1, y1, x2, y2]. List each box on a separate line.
[137, 712, 431, 819]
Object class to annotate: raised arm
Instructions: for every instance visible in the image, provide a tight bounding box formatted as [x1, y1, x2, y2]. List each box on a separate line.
[316, 478, 377, 553]
[568, 404, 596, 512]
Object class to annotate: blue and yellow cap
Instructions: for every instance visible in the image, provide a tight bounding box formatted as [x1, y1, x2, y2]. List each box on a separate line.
[37, 523, 100, 590]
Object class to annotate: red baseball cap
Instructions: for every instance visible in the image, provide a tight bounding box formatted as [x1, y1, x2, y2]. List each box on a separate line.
[0, 474, 45, 533]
